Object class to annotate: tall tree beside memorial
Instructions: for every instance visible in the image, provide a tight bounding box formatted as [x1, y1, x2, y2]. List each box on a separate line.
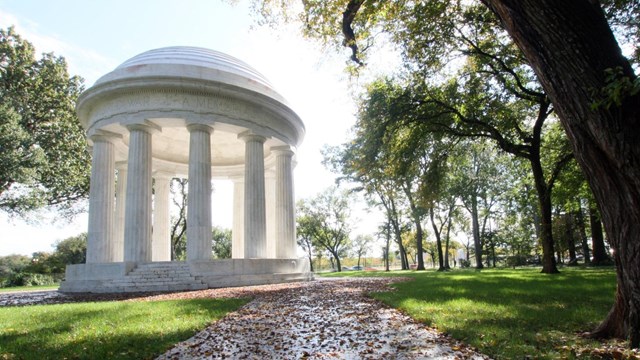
[0, 27, 90, 216]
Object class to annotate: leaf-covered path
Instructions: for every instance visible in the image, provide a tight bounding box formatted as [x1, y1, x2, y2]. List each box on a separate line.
[156, 278, 490, 359]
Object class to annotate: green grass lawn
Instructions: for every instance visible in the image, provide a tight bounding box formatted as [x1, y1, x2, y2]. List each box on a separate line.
[322, 267, 618, 359]
[0, 297, 249, 359]
[0, 284, 59, 293]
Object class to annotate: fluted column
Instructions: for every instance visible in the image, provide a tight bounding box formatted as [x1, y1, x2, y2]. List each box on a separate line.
[272, 146, 296, 258]
[152, 172, 172, 261]
[239, 132, 267, 259]
[231, 176, 245, 259]
[265, 170, 276, 258]
[186, 124, 213, 261]
[124, 124, 155, 263]
[86, 134, 117, 263]
[113, 161, 127, 262]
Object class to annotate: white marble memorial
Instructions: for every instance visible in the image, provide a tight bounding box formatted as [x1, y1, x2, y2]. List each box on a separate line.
[60, 47, 311, 293]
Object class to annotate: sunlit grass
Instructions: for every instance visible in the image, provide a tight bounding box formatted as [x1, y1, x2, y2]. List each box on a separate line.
[0, 297, 249, 359]
[0, 284, 59, 293]
[322, 267, 617, 359]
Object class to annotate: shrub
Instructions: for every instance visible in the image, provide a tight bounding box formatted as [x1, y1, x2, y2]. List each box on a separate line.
[506, 255, 528, 268]
[7, 272, 57, 287]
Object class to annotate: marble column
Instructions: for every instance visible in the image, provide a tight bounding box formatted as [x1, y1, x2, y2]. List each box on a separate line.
[124, 124, 154, 263]
[239, 132, 267, 259]
[86, 134, 117, 263]
[265, 170, 276, 258]
[272, 146, 296, 258]
[186, 124, 213, 261]
[152, 172, 172, 261]
[231, 176, 244, 259]
[113, 161, 127, 262]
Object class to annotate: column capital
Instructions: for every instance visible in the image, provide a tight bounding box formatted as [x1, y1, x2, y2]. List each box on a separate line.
[89, 130, 122, 144]
[270, 145, 295, 157]
[186, 123, 214, 134]
[238, 131, 267, 144]
[126, 120, 161, 134]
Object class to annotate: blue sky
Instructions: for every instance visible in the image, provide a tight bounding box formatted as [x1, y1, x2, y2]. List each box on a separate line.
[0, 0, 393, 255]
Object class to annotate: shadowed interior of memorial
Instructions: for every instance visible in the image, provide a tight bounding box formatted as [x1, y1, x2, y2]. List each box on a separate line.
[60, 46, 311, 293]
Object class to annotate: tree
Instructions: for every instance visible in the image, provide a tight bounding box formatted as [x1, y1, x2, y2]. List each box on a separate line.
[0, 254, 30, 285]
[479, 0, 640, 347]
[49, 233, 87, 273]
[450, 141, 505, 269]
[296, 187, 352, 272]
[352, 234, 372, 267]
[170, 178, 188, 260]
[252, 0, 640, 346]
[211, 226, 232, 259]
[297, 217, 317, 272]
[0, 27, 90, 216]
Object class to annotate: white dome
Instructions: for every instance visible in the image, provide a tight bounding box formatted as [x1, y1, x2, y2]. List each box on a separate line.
[93, 46, 287, 105]
[77, 46, 305, 177]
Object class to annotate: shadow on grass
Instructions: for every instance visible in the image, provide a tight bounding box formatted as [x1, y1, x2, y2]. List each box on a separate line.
[0, 298, 249, 360]
[333, 267, 616, 359]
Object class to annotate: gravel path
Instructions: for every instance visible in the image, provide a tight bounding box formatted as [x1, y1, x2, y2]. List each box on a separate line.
[1, 278, 490, 359]
[157, 278, 490, 359]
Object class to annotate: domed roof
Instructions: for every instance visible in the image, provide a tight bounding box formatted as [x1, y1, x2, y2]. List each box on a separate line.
[93, 46, 286, 104]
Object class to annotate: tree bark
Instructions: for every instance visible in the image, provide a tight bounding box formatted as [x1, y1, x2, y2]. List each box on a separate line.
[566, 213, 578, 266]
[529, 154, 559, 273]
[590, 203, 610, 266]
[482, 0, 640, 347]
[403, 183, 426, 270]
[470, 196, 484, 269]
[429, 206, 446, 271]
[576, 206, 591, 265]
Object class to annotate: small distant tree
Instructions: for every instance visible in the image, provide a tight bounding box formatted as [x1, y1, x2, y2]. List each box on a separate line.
[212, 226, 231, 259]
[297, 216, 317, 272]
[170, 178, 188, 260]
[296, 187, 353, 272]
[352, 234, 373, 267]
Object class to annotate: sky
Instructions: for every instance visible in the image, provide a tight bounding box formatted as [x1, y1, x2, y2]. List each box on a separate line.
[0, 0, 392, 256]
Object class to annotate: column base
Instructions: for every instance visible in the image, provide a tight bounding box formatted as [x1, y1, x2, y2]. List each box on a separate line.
[59, 259, 312, 293]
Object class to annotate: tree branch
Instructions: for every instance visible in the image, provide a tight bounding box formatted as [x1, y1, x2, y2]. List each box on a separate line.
[342, 0, 365, 66]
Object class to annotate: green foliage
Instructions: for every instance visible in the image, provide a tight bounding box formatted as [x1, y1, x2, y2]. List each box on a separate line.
[212, 226, 232, 259]
[0, 297, 249, 360]
[505, 254, 529, 268]
[0, 254, 30, 284]
[592, 66, 640, 109]
[170, 178, 188, 261]
[322, 268, 617, 359]
[6, 272, 56, 287]
[297, 187, 353, 271]
[0, 26, 90, 216]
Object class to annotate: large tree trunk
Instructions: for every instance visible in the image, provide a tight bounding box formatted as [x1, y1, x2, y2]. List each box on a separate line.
[482, 0, 640, 347]
[590, 203, 610, 266]
[470, 196, 484, 269]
